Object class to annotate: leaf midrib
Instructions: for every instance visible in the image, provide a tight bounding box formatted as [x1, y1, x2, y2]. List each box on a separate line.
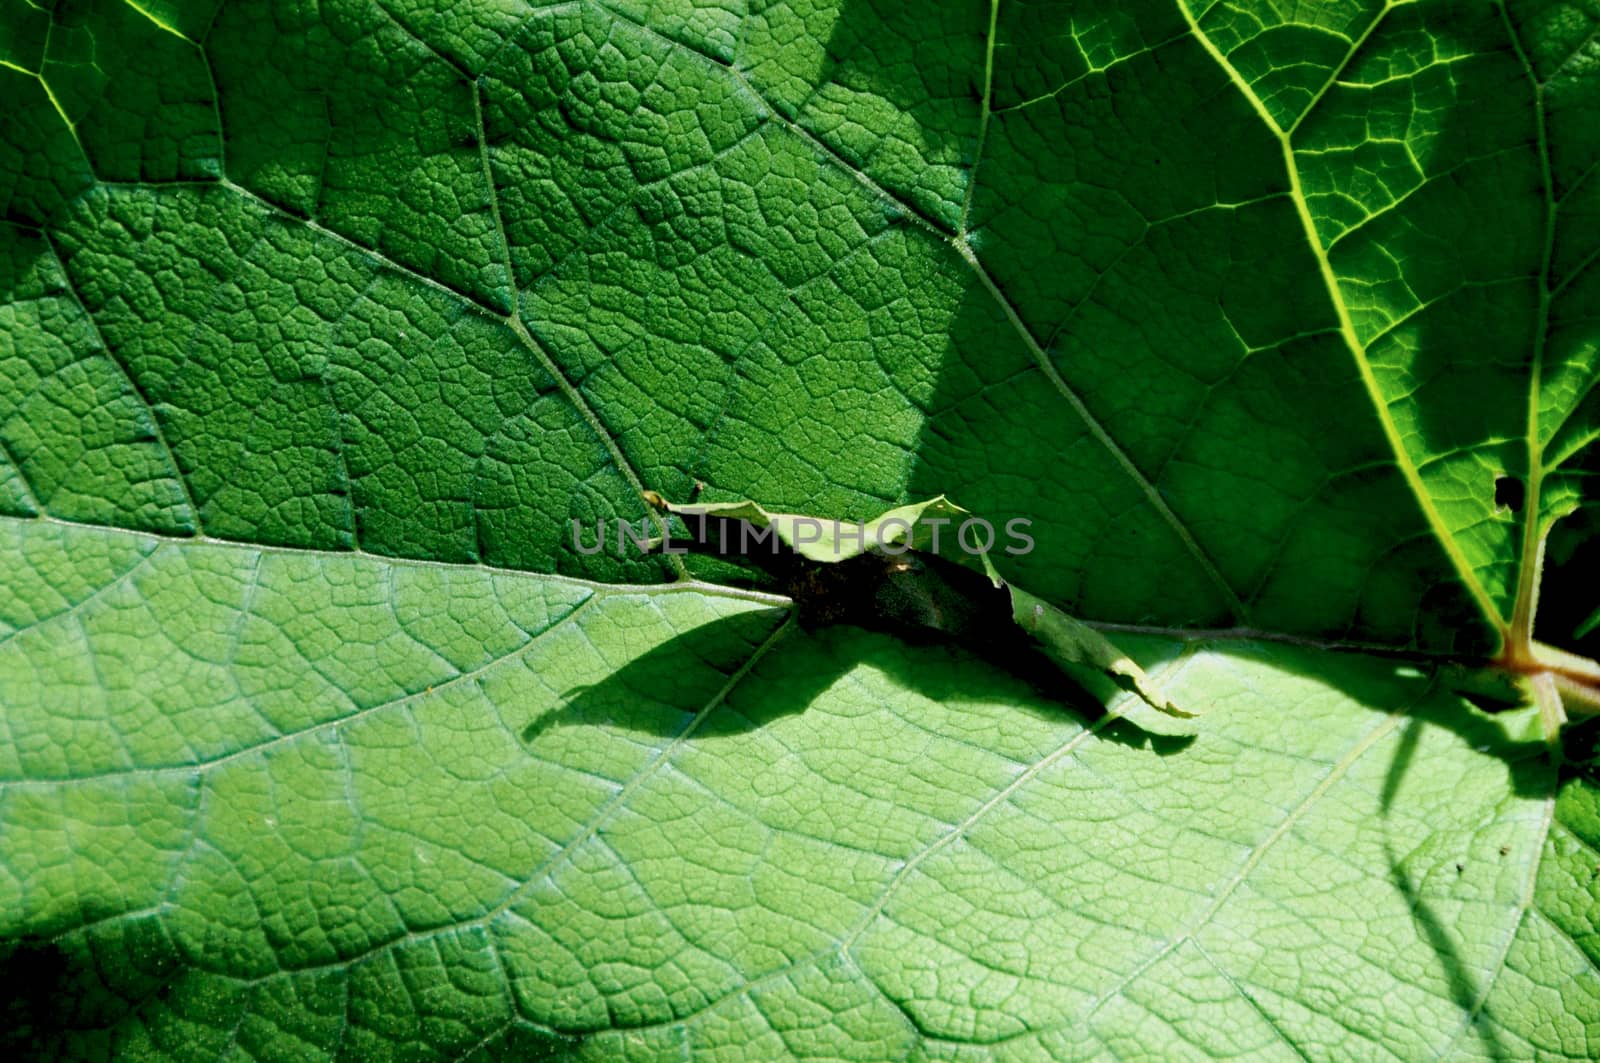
[1174, 0, 1507, 639]
[1497, 0, 1558, 661]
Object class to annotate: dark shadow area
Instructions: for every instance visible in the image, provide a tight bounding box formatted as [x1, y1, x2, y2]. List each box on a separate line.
[0, 920, 583, 1059]
[1537, 506, 1600, 661]
[0, 913, 187, 1057]
[523, 609, 1194, 757]
[0, 937, 75, 1053]
[1380, 717, 1425, 813]
[1373, 660, 1553, 800]
[521, 605, 791, 746]
[1557, 714, 1600, 774]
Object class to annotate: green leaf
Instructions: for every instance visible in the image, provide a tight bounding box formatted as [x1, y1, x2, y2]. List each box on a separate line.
[3, 0, 1599, 1058]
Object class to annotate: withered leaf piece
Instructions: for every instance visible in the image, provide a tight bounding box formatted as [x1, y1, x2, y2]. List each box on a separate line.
[644, 492, 1193, 724]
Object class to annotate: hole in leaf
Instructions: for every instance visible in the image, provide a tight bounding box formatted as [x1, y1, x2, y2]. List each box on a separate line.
[1494, 475, 1524, 512]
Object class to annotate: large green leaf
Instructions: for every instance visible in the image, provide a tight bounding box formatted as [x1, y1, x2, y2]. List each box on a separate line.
[2, 0, 1598, 1058]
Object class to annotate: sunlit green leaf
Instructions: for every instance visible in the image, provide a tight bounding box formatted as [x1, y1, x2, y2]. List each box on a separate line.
[3, 0, 1597, 1057]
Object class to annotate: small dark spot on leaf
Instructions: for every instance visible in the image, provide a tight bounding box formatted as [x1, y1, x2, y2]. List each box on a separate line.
[1455, 862, 1464, 873]
[1494, 475, 1524, 512]
[1499, 845, 1511, 856]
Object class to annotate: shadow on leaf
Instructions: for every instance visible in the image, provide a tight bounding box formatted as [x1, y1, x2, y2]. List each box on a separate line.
[0, 937, 73, 1053]
[522, 609, 1195, 756]
[1386, 842, 1513, 1063]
